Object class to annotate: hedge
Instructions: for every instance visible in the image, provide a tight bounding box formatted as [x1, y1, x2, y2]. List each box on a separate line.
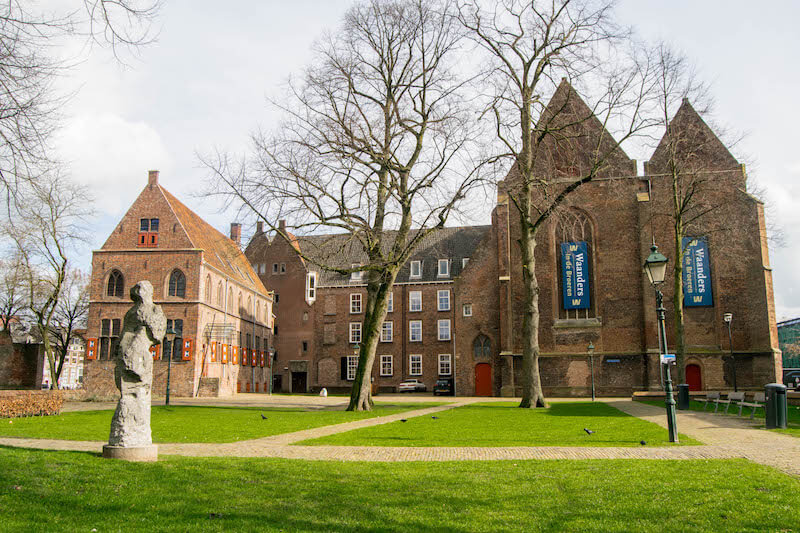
[0, 390, 64, 418]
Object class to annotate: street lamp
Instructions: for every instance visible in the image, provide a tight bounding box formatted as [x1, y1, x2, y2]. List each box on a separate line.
[723, 312, 736, 392]
[643, 243, 679, 443]
[164, 326, 176, 406]
[587, 342, 596, 401]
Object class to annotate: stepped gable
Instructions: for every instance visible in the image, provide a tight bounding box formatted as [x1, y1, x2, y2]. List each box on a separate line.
[531, 78, 636, 180]
[647, 99, 740, 174]
[159, 188, 268, 295]
[269, 226, 491, 286]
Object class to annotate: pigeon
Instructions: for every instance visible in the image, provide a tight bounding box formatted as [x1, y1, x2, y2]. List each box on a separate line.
[640, 440, 647, 446]
[260, 414, 268, 420]
[583, 428, 594, 435]
[431, 416, 440, 420]
[400, 419, 408, 423]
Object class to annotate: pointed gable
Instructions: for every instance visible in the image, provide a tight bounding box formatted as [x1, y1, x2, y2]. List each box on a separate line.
[647, 99, 740, 174]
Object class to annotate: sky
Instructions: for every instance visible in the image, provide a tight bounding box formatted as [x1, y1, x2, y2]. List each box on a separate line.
[52, 1, 800, 320]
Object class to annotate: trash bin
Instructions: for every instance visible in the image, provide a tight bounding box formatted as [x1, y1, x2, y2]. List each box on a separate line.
[677, 384, 690, 410]
[765, 383, 788, 429]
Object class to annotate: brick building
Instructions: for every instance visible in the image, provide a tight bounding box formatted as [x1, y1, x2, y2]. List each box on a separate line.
[83, 171, 274, 399]
[245, 87, 780, 397]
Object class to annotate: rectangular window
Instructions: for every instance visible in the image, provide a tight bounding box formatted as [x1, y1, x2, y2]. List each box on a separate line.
[272, 263, 278, 274]
[306, 272, 317, 302]
[140, 218, 149, 232]
[438, 319, 451, 341]
[463, 303, 473, 317]
[280, 263, 286, 274]
[349, 322, 362, 344]
[381, 321, 393, 343]
[462, 258, 470, 269]
[386, 292, 393, 313]
[410, 354, 422, 376]
[149, 218, 159, 232]
[380, 355, 393, 376]
[350, 293, 362, 314]
[437, 290, 450, 311]
[439, 354, 452, 376]
[438, 259, 449, 277]
[409, 291, 422, 312]
[347, 355, 358, 381]
[350, 264, 363, 282]
[165, 318, 184, 361]
[409, 320, 422, 342]
[302, 341, 308, 352]
[410, 260, 422, 278]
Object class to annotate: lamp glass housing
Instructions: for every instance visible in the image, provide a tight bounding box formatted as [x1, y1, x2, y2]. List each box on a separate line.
[643, 245, 668, 285]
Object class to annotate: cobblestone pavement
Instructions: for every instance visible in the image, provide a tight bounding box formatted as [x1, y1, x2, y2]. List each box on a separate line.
[2, 399, 797, 476]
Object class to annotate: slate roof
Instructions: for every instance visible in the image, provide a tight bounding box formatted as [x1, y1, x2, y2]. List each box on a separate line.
[295, 225, 492, 286]
[160, 188, 269, 296]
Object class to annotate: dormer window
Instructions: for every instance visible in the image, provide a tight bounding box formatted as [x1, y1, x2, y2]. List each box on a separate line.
[138, 218, 159, 247]
[140, 218, 159, 232]
[410, 260, 421, 279]
[350, 264, 364, 282]
[306, 272, 317, 303]
[438, 259, 449, 277]
[462, 258, 470, 269]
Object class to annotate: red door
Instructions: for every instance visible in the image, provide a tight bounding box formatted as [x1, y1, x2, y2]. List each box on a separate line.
[686, 364, 702, 391]
[475, 363, 492, 396]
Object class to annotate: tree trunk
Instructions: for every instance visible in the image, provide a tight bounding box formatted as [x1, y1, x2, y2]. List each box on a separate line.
[672, 175, 687, 384]
[518, 225, 547, 409]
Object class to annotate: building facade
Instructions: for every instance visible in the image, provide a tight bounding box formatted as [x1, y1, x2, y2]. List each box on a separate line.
[83, 171, 274, 399]
[246, 88, 781, 396]
[40, 334, 86, 390]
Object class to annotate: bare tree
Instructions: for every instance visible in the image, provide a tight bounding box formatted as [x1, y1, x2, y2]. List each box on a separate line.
[205, 0, 483, 411]
[0, 254, 27, 332]
[4, 176, 89, 390]
[46, 269, 90, 388]
[460, 0, 658, 407]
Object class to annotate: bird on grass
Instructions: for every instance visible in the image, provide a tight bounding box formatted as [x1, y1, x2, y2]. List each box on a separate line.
[431, 416, 440, 420]
[640, 440, 647, 446]
[583, 428, 595, 435]
[400, 419, 408, 423]
[260, 414, 268, 420]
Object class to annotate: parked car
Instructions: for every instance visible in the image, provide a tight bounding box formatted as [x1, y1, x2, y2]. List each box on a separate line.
[433, 378, 454, 396]
[398, 379, 426, 393]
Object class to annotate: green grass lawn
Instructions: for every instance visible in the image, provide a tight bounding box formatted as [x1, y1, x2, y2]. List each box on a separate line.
[0, 403, 443, 444]
[638, 399, 800, 438]
[298, 402, 699, 447]
[1, 447, 797, 532]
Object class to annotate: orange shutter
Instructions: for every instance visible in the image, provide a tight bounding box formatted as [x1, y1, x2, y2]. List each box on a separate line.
[232, 345, 238, 365]
[182, 338, 193, 361]
[149, 344, 160, 360]
[86, 338, 98, 360]
[222, 344, 228, 364]
[210, 341, 217, 362]
[260, 351, 265, 367]
[251, 350, 256, 366]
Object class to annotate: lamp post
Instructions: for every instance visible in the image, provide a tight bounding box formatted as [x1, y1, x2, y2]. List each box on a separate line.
[587, 342, 596, 401]
[644, 243, 679, 443]
[723, 312, 736, 392]
[164, 326, 176, 406]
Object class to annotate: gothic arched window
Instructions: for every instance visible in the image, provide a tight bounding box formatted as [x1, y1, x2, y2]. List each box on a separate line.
[204, 275, 212, 302]
[556, 209, 596, 320]
[473, 335, 491, 358]
[107, 270, 124, 298]
[168, 270, 186, 298]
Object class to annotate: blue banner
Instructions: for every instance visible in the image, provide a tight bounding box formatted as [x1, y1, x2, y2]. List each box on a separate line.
[561, 241, 590, 310]
[682, 237, 713, 307]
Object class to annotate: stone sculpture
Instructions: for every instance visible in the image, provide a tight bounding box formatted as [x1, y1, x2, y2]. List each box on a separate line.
[102, 280, 166, 462]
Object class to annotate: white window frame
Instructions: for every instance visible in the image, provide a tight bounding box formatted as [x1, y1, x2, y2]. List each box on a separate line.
[381, 321, 393, 343]
[437, 290, 450, 311]
[438, 354, 452, 376]
[438, 259, 450, 277]
[386, 292, 393, 313]
[463, 303, 473, 317]
[409, 291, 422, 312]
[462, 258, 470, 269]
[438, 319, 451, 341]
[410, 354, 422, 376]
[347, 355, 358, 381]
[349, 322, 362, 344]
[409, 320, 422, 342]
[305, 271, 317, 303]
[350, 263, 364, 282]
[410, 260, 422, 279]
[380, 355, 393, 376]
[350, 293, 362, 314]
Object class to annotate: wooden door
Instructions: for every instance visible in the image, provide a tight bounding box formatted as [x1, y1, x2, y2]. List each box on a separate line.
[475, 363, 492, 396]
[686, 364, 702, 391]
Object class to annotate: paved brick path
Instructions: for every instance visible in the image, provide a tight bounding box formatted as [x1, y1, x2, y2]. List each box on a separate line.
[1, 399, 797, 476]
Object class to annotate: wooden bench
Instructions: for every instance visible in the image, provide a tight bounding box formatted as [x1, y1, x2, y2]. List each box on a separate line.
[737, 392, 766, 419]
[702, 391, 721, 411]
[715, 391, 745, 414]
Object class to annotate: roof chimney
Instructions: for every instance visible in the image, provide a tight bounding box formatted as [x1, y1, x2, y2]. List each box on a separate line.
[230, 222, 242, 247]
[278, 220, 287, 232]
[148, 170, 159, 189]
[256, 221, 264, 234]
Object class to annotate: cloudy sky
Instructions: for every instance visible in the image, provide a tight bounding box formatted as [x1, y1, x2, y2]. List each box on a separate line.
[54, 1, 800, 319]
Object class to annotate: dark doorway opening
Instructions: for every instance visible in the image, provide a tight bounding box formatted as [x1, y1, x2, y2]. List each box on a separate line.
[291, 371, 307, 393]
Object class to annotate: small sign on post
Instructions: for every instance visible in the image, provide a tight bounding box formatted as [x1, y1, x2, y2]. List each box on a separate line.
[661, 353, 676, 365]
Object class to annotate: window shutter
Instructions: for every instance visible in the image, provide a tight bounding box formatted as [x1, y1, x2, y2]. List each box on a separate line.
[340, 357, 347, 380]
[222, 344, 228, 364]
[260, 351, 265, 367]
[232, 346, 238, 365]
[182, 338, 193, 361]
[211, 341, 217, 362]
[149, 344, 160, 360]
[85, 338, 98, 360]
[242, 347, 248, 366]
[251, 350, 257, 366]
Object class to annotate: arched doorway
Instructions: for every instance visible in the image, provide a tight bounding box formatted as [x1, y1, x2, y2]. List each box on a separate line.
[686, 364, 702, 391]
[475, 363, 492, 396]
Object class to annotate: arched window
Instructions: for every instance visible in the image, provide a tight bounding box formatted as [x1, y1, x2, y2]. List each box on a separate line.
[556, 209, 596, 320]
[228, 287, 234, 313]
[238, 292, 243, 315]
[473, 335, 491, 358]
[217, 282, 223, 306]
[204, 275, 212, 302]
[255, 301, 260, 324]
[168, 270, 186, 298]
[107, 270, 124, 298]
[246, 296, 252, 319]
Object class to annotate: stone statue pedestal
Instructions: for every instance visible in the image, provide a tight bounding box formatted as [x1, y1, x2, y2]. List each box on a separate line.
[102, 444, 158, 462]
